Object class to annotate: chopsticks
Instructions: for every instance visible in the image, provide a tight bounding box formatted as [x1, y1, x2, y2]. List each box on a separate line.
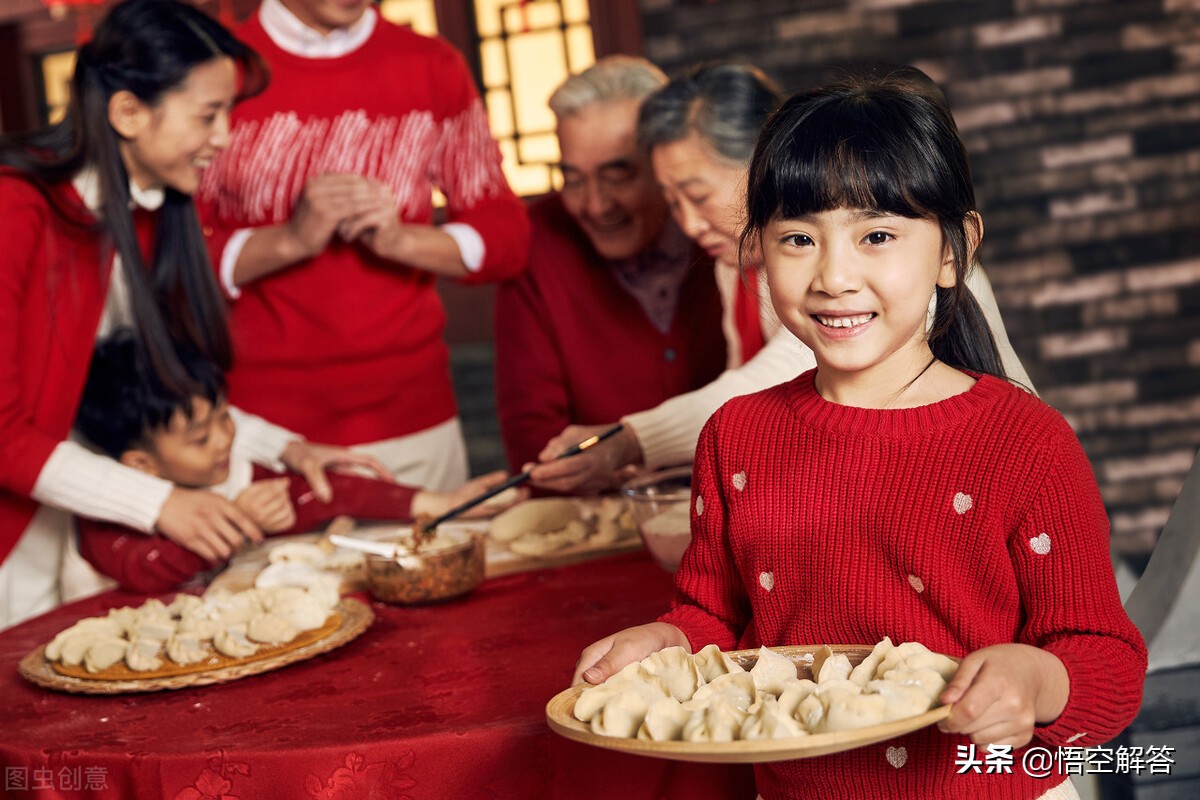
[417, 423, 625, 534]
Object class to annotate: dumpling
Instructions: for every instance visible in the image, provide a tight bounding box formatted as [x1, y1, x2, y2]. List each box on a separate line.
[137, 597, 171, 621]
[132, 617, 177, 643]
[876, 667, 949, 702]
[796, 693, 825, 732]
[641, 646, 705, 702]
[266, 541, 328, 565]
[895, 650, 959, 682]
[588, 679, 668, 738]
[167, 594, 203, 619]
[849, 637, 894, 687]
[816, 652, 853, 684]
[246, 612, 298, 645]
[820, 692, 890, 733]
[740, 696, 808, 741]
[269, 593, 331, 632]
[690, 671, 757, 712]
[213, 626, 258, 658]
[750, 646, 798, 696]
[84, 637, 128, 673]
[637, 696, 695, 741]
[776, 677, 819, 717]
[166, 633, 209, 665]
[692, 643, 744, 682]
[681, 695, 746, 742]
[177, 609, 221, 641]
[877, 641, 938, 675]
[125, 637, 163, 672]
[57, 631, 101, 668]
[866, 680, 936, 720]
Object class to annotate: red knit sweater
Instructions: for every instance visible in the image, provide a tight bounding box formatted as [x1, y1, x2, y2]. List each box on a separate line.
[493, 195, 727, 471]
[661, 370, 1147, 800]
[0, 173, 137, 563]
[78, 466, 418, 594]
[197, 17, 530, 445]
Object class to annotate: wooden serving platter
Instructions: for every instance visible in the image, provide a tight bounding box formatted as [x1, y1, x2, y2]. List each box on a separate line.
[545, 644, 953, 763]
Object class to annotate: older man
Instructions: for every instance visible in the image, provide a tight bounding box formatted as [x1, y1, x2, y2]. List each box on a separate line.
[493, 57, 726, 473]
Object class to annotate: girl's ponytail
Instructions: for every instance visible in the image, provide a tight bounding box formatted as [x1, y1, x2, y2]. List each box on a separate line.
[930, 278, 1005, 378]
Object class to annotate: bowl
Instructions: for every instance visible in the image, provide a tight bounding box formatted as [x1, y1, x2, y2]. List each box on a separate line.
[364, 528, 485, 604]
[621, 466, 694, 573]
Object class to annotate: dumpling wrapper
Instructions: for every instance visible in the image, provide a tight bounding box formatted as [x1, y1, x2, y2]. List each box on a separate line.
[740, 696, 808, 741]
[125, 637, 164, 672]
[213, 626, 259, 658]
[637, 696, 695, 741]
[750, 646, 798, 696]
[166, 632, 210, 665]
[681, 695, 746, 743]
[848, 636, 894, 687]
[84, 637, 128, 673]
[690, 670, 757, 712]
[246, 612, 298, 645]
[819, 692, 890, 733]
[641, 646, 704, 702]
[692, 643, 744, 682]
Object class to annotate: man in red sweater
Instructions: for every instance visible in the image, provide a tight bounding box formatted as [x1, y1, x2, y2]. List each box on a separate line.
[493, 57, 727, 475]
[197, 0, 530, 492]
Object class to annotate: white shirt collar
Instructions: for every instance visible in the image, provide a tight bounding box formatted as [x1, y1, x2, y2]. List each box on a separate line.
[72, 167, 165, 213]
[259, 0, 377, 59]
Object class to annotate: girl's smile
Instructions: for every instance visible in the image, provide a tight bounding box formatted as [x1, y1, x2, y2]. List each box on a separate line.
[764, 206, 968, 405]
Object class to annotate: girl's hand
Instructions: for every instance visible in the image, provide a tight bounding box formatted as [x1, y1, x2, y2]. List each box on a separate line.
[529, 424, 643, 496]
[234, 478, 296, 533]
[410, 470, 527, 520]
[572, 622, 690, 686]
[157, 487, 262, 563]
[280, 440, 393, 503]
[939, 643, 1070, 747]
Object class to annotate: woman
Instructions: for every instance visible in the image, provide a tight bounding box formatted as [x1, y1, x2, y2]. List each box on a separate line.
[531, 63, 1031, 494]
[0, 0, 379, 628]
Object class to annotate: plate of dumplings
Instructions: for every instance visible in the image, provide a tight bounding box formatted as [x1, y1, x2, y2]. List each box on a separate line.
[545, 638, 957, 762]
[19, 586, 373, 694]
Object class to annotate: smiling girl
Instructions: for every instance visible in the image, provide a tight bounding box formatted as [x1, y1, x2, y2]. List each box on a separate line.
[572, 67, 1146, 799]
[0, 0, 373, 628]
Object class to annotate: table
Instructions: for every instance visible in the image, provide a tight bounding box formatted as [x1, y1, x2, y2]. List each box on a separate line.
[0, 552, 755, 800]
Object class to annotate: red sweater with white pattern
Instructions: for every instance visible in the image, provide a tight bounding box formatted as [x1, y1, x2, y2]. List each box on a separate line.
[661, 369, 1147, 800]
[197, 17, 530, 445]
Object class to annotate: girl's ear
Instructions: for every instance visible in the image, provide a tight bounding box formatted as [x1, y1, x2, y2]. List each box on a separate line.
[936, 212, 984, 289]
[108, 90, 150, 140]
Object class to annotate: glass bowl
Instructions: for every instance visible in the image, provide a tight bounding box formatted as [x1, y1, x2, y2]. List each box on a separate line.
[621, 466, 694, 573]
[364, 528, 485, 605]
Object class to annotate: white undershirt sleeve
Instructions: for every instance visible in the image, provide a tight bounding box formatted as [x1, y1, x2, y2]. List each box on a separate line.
[441, 223, 485, 272]
[228, 406, 297, 471]
[31, 442, 173, 533]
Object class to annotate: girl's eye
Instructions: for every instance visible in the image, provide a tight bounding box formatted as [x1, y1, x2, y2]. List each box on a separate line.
[783, 233, 813, 247]
[864, 231, 894, 245]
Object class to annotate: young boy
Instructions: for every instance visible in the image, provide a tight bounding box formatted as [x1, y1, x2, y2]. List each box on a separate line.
[75, 330, 507, 594]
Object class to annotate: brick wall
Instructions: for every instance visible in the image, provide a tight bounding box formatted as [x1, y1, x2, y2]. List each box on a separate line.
[640, 0, 1200, 562]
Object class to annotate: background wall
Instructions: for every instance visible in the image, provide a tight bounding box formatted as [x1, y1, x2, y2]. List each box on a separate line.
[640, 0, 1200, 566]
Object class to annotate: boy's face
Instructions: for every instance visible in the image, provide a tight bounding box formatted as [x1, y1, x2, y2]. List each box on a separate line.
[129, 397, 236, 488]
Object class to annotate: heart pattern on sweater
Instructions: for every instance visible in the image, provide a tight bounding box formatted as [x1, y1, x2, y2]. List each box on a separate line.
[907, 574, 925, 593]
[1030, 533, 1052, 555]
[886, 746, 907, 768]
[759, 572, 774, 591]
[732, 471, 747, 491]
[953, 492, 973, 514]
[695, 495, 704, 516]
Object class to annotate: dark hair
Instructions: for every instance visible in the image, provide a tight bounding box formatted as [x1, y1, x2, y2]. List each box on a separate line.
[77, 329, 227, 459]
[0, 0, 267, 396]
[742, 65, 1005, 378]
[638, 62, 783, 165]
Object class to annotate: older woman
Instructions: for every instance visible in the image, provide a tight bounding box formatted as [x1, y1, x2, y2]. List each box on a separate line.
[530, 63, 1031, 494]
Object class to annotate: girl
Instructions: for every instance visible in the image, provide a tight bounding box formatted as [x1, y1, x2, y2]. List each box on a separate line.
[572, 67, 1146, 799]
[531, 62, 1032, 495]
[0, 0, 381, 628]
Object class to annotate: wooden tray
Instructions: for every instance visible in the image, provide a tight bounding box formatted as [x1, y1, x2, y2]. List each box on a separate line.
[545, 644, 952, 763]
[18, 598, 373, 695]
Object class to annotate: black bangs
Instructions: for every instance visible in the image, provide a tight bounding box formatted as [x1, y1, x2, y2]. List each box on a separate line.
[746, 78, 977, 239]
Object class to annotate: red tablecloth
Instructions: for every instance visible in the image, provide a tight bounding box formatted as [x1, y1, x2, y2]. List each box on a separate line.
[0, 552, 755, 799]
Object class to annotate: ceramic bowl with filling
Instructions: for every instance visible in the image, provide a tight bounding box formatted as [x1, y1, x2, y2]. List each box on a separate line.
[621, 466, 694, 573]
[364, 527, 485, 604]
